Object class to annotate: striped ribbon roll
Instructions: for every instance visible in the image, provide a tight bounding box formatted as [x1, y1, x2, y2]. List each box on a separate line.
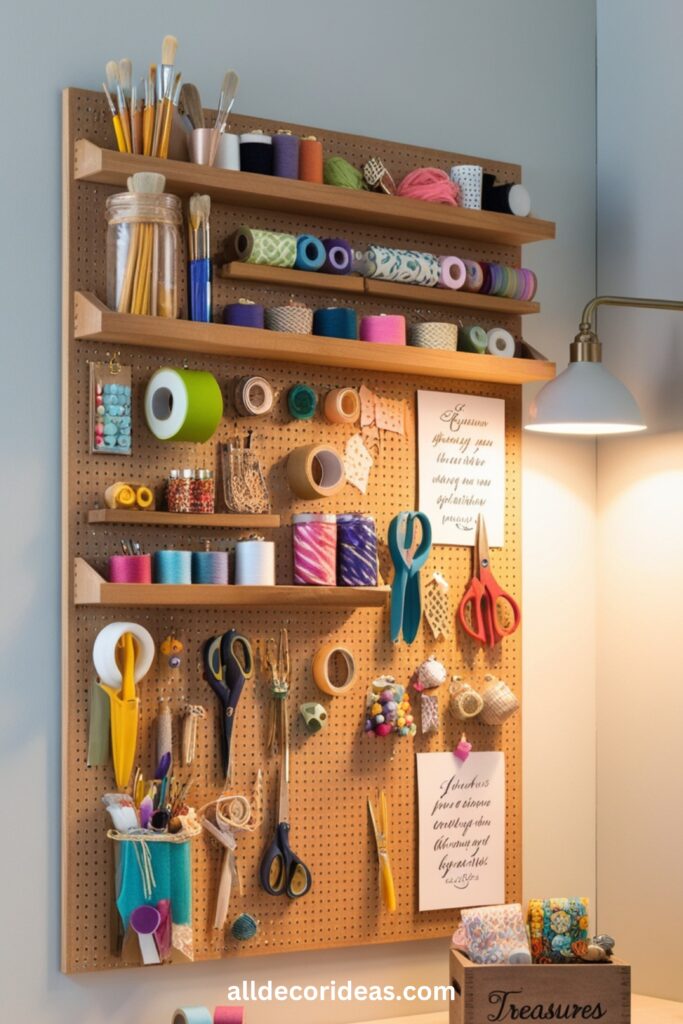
[365, 245, 440, 286]
[337, 514, 378, 586]
[265, 304, 313, 334]
[409, 322, 458, 350]
[292, 514, 337, 585]
[191, 550, 229, 584]
[153, 549, 193, 584]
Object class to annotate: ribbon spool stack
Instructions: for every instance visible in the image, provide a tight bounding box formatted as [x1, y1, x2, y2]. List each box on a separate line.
[359, 314, 406, 345]
[337, 514, 378, 586]
[145, 368, 224, 443]
[234, 537, 275, 585]
[230, 226, 296, 268]
[234, 375, 274, 417]
[409, 322, 458, 351]
[191, 550, 229, 585]
[313, 307, 357, 339]
[153, 549, 193, 584]
[292, 513, 337, 585]
[295, 234, 326, 272]
[223, 299, 265, 328]
[265, 303, 313, 334]
[460, 261, 538, 300]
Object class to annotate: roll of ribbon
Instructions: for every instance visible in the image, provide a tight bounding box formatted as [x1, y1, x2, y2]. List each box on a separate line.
[265, 304, 313, 334]
[136, 485, 154, 509]
[437, 255, 467, 290]
[145, 368, 223, 443]
[487, 327, 516, 358]
[93, 621, 155, 685]
[459, 325, 488, 354]
[287, 383, 318, 421]
[324, 387, 360, 424]
[109, 554, 152, 583]
[234, 539, 275, 585]
[312, 643, 357, 695]
[230, 227, 297, 268]
[104, 482, 136, 508]
[191, 550, 229, 584]
[215, 133, 240, 171]
[462, 259, 484, 292]
[409, 322, 458, 350]
[359, 314, 406, 345]
[322, 238, 352, 275]
[287, 444, 346, 499]
[214, 1009, 245, 1024]
[337, 513, 378, 586]
[222, 300, 265, 329]
[234, 375, 274, 417]
[154, 549, 192, 584]
[482, 179, 531, 217]
[239, 131, 273, 174]
[272, 130, 300, 178]
[299, 135, 323, 182]
[173, 1009, 213, 1024]
[312, 307, 357, 339]
[292, 513, 337, 585]
[295, 234, 326, 272]
[365, 244, 439, 286]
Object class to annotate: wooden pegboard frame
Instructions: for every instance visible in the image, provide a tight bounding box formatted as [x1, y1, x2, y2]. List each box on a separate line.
[62, 88, 522, 973]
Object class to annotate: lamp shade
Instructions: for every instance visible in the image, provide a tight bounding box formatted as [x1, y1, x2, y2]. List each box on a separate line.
[526, 361, 646, 435]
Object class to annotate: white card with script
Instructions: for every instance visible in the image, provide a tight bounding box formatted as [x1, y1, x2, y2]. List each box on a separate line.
[416, 751, 505, 911]
[416, 391, 505, 546]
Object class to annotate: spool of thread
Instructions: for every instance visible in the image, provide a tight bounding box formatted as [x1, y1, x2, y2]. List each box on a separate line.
[287, 383, 318, 421]
[272, 130, 300, 178]
[234, 376, 274, 417]
[409, 322, 458, 350]
[337, 514, 378, 586]
[299, 136, 323, 183]
[458, 325, 488, 354]
[191, 550, 229, 585]
[215, 133, 240, 171]
[486, 327, 516, 358]
[234, 539, 275, 585]
[239, 131, 273, 174]
[109, 554, 152, 583]
[312, 307, 357, 339]
[359, 314, 406, 345]
[295, 234, 326, 272]
[322, 238, 352, 275]
[437, 255, 467, 290]
[105, 482, 136, 509]
[462, 260, 484, 292]
[323, 156, 365, 190]
[214, 1008, 245, 1024]
[145, 368, 224, 443]
[222, 300, 265, 329]
[324, 387, 360, 424]
[287, 444, 346, 500]
[292, 513, 337, 586]
[153, 550, 193, 584]
[265, 304, 313, 334]
[230, 913, 259, 941]
[230, 227, 297, 268]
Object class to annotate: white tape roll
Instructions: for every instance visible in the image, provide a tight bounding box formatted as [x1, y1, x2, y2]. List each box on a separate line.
[234, 375, 274, 416]
[234, 539, 276, 585]
[486, 328, 516, 358]
[93, 622, 155, 686]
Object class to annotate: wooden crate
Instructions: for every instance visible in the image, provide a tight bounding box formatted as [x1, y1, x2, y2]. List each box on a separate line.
[449, 948, 631, 1024]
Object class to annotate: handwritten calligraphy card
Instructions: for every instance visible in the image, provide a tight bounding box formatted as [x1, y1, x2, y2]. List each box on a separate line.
[416, 751, 505, 911]
[417, 391, 505, 546]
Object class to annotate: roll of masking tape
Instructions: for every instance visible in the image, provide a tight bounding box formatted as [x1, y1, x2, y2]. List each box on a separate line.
[312, 643, 357, 695]
[145, 368, 223, 442]
[136, 485, 154, 509]
[324, 387, 360, 424]
[234, 375, 274, 417]
[231, 226, 296, 267]
[172, 1009, 213, 1024]
[214, 1009, 245, 1024]
[437, 255, 467, 290]
[93, 622, 155, 686]
[287, 444, 346, 499]
[458, 325, 488, 354]
[486, 327, 516, 357]
[104, 482, 136, 509]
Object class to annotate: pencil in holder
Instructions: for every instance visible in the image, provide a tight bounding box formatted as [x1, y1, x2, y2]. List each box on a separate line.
[109, 554, 152, 584]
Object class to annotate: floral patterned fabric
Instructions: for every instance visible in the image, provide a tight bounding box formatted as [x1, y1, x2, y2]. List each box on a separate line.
[528, 897, 590, 963]
[451, 903, 531, 964]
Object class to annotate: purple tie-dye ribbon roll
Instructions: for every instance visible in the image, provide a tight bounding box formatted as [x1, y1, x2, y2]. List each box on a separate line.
[337, 514, 378, 586]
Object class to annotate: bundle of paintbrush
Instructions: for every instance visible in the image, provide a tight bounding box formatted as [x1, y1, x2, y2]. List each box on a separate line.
[187, 194, 212, 322]
[102, 35, 181, 157]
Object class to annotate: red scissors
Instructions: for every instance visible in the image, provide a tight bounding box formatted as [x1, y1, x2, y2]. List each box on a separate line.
[458, 514, 521, 646]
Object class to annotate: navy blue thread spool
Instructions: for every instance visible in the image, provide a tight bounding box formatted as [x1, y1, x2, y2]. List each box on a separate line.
[313, 307, 358, 340]
[273, 130, 300, 179]
[239, 131, 273, 175]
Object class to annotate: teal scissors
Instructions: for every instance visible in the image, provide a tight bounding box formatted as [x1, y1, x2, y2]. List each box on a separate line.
[388, 511, 432, 643]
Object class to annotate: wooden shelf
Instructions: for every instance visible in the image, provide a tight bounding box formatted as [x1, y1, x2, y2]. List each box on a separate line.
[74, 139, 556, 246]
[74, 292, 555, 386]
[219, 262, 540, 315]
[87, 509, 281, 528]
[73, 557, 390, 608]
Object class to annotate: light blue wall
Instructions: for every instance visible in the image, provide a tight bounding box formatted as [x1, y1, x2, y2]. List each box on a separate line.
[0, 2, 596, 1021]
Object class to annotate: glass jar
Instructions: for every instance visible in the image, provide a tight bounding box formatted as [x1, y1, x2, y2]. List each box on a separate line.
[105, 192, 182, 318]
[167, 468, 194, 513]
[191, 469, 215, 514]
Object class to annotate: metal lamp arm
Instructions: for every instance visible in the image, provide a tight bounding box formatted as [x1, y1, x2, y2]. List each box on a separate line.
[571, 294, 683, 363]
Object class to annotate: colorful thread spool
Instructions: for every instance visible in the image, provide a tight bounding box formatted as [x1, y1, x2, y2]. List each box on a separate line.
[265, 304, 313, 334]
[292, 513, 337, 586]
[239, 131, 273, 174]
[272, 130, 299, 178]
[312, 306, 357, 339]
[108, 554, 152, 584]
[191, 550, 229, 585]
[322, 238, 352, 275]
[222, 300, 265, 328]
[359, 314, 406, 345]
[337, 514, 378, 586]
[295, 234, 326, 272]
[299, 136, 323, 183]
[153, 549, 192, 584]
[437, 255, 467, 290]
[287, 383, 318, 421]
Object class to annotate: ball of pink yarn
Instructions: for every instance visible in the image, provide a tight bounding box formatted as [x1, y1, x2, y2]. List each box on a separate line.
[396, 167, 460, 205]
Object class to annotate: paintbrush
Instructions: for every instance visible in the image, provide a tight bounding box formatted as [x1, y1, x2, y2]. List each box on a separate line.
[102, 82, 126, 153]
[153, 35, 178, 156]
[179, 83, 203, 131]
[107, 60, 131, 153]
[143, 65, 156, 156]
[159, 71, 182, 159]
[209, 70, 240, 165]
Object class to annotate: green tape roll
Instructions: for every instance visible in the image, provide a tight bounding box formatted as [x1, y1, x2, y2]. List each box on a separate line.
[458, 325, 488, 354]
[231, 226, 297, 268]
[145, 367, 224, 442]
[287, 383, 317, 420]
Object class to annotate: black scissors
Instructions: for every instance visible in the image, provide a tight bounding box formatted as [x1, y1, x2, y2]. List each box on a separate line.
[202, 630, 253, 781]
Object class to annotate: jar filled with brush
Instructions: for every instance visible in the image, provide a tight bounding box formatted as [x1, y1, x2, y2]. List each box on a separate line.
[105, 172, 182, 318]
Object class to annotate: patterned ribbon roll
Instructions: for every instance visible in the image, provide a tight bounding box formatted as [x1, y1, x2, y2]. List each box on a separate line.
[230, 227, 297, 268]
[295, 234, 326, 271]
[462, 259, 484, 292]
[222, 300, 265, 328]
[409, 322, 458, 350]
[265, 304, 313, 334]
[313, 307, 357, 339]
[292, 514, 337, 585]
[437, 255, 467, 290]
[337, 514, 378, 586]
[322, 238, 352, 275]
[365, 245, 440, 286]
[191, 550, 229, 585]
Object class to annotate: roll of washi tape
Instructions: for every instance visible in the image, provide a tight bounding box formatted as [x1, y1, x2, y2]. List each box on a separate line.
[295, 234, 326, 272]
[191, 550, 229, 584]
[322, 238, 352, 275]
[234, 538, 275, 585]
[312, 307, 358, 339]
[337, 513, 378, 586]
[458, 325, 488, 354]
[265, 304, 313, 334]
[522, 268, 538, 300]
[272, 130, 300, 179]
[172, 1009, 213, 1024]
[299, 135, 323, 182]
[437, 255, 467, 290]
[109, 554, 153, 583]
[222, 300, 265, 328]
[312, 643, 357, 695]
[104, 482, 136, 508]
[359, 314, 406, 345]
[214, 1009, 245, 1024]
[234, 375, 274, 417]
[409, 322, 458, 350]
[324, 387, 360, 424]
[365, 245, 439, 285]
[145, 368, 224, 443]
[136, 485, 154, 509]
[462, 259, 484, 292]
[230, 227, 297, 268]
[153, 549, 192, 584]
[486, 327, 516, 358]
[287, 383, 318, 421]
[93, 621, 155, 685]
[292, 513, 337, 585]
[287, 444, 346, 499]
[239, 131, 273, 174]
[215, 133, 240, 171]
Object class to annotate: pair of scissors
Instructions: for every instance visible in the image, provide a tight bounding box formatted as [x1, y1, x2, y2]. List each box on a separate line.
[388, 511, 432, 643]
[203, 630, 253, 781]
[259, 754, 312, 899]
[458, 514, 521, 646]
[367, 792, 396, 912]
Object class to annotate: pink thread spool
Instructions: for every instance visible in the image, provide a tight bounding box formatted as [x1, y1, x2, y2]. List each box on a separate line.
[359, 314, 406, 345]
[292, 513, 337, 585]
[108, 554, 152, 583]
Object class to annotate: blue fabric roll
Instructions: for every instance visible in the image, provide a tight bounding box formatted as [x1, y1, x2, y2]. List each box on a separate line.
[295, 234, 326, 272]
[313, 307, 358, 339]
[337, 514, 378, 586]
[115, 839, 192, 930]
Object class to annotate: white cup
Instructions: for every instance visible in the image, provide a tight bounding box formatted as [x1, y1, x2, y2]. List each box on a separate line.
[215, 132, 240, 171]
[451, 164, 483, 209]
